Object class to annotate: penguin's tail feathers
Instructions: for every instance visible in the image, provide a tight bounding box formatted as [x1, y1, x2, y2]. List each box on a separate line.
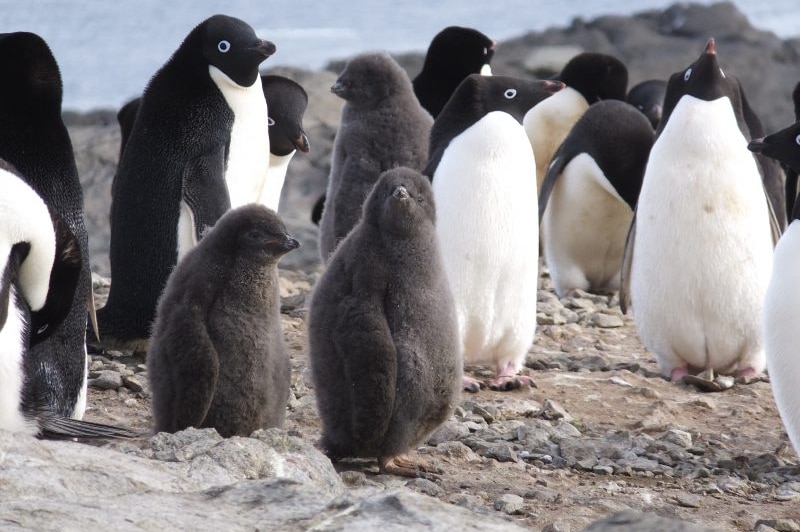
[34, 413, 143, 440]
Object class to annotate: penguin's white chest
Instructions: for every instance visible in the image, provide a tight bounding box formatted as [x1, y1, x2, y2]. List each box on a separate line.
[542, 153, 633, 296]
[433, 112, 539, 369]
[763, 220, 800, 456]
[210, 66, 270, 208]
[259, 151, 295, 211]
[0, 286, 29, 432]
[631, 96, 773, 374]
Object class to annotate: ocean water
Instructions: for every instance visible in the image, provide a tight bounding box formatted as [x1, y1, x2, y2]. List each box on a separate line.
[3, 0, 799, 111]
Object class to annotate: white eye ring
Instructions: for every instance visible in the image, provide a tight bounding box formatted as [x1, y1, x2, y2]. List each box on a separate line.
[684, 68, 692, 81]
[218, 40, 231, 53]
[795, 134, 800, 146]
[504, 88, 517, 99]
[267, 117, 275, 126]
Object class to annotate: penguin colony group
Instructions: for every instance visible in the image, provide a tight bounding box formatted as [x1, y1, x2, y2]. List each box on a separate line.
[1, 14, 800, 481]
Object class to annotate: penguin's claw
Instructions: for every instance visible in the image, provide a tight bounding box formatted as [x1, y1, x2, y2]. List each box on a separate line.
[462, 375, 484, 393]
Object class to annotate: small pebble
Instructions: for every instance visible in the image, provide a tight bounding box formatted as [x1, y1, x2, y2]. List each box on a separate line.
[494, 493, 524, 515]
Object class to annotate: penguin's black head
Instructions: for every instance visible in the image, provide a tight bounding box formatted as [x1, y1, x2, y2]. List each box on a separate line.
[212, 204, 299, 262]
[366, 167, 436, 238]
[626, 79, 667, 130]
[331, 52, 410, 105]
[201, 15, 275, 87]
[559, 53, 628, 103]
[792, 81, 800, 121]
[0, 32, 62, 113]
[261, 75, 310, 156]
[424, 26, 495, 77]
[748, 122, 800, 174]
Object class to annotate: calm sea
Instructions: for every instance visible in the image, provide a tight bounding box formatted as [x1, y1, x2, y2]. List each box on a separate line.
[3, 0, 799, 111]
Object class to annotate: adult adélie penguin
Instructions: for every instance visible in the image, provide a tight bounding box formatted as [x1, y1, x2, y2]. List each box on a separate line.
[0, 31, 92, 423]
[98, 15, 275, 351]
[428, 74, 562, 392]
[750, 115, 800, 457]
[622, 38, 777, 387]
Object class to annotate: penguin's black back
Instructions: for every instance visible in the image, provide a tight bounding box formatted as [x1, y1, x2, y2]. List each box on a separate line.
[0, 32, 88, 418]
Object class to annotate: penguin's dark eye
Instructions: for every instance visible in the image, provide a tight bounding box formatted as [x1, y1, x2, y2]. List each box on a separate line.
[683, 68, 692, 81]
[267, 117, 275, 127]
[795, 134, 800, 146]
[218, 40, 231, 53]
[504, 88, 517, 99]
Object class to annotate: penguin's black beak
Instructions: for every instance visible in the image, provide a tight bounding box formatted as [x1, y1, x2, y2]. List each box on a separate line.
[250, 39, 277, 59]
[331, 80, 347, 95]
[544, 80, 566, 93]
[279, 234, 300, 251]
[393, 185, 410, 200]
[705, 38, 716, 56]
[748, 138, 767, 153]
[293, 132, 310, 153]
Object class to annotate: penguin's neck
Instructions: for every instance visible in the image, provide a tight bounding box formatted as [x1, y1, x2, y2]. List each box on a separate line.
[208, 66, 270, 208]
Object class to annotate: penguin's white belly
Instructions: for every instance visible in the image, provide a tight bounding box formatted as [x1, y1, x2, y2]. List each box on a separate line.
[259, 151, 295, 212]
[764, 220, 800, 457]
[434, 112, 539, 370]
[0, 287, 29, 432]
[543, 153, 632, 297]
[631, 96, 773, 375]
[523, 87, 589, 191]
[210, 66, 270, 208]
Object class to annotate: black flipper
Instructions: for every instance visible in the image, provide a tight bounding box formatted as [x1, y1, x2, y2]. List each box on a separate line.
[619, 209, 637, 315]
[538, 151, 572, 224]
[35, 413, 142, 440]
[182, 148, 231, 242]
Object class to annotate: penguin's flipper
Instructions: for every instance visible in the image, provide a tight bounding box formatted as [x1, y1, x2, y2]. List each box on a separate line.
[538, 152, 571, 223]
[765, 183, 783, 246]
[36, 413, 142, 440]
[182, 148, 231, 241]
[333, 301, 397, 446]
[88, 283, 100, 342]
[311, 194, 326, 225]
[619, 209, 637, 315]
[422, 143, 449, 182]
[30, 211, 83, 345]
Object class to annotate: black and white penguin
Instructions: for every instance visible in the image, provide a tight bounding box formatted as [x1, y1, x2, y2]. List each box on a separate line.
[626, 79, 666, 129]
[98, 15, 275, 350]
[317, 52, 433, 261]
[0, 31, 91, 421]
[428, 74, 562, 392]
[308, 167, 460, 477]
[412, 26, 495, 118]
[623, 38, 775, 382]
[258, 74, 310, 211]
[523, 52, 628, 191]
[148, 204, 298, 437]
[539, 100, 654, 297]
[750, 117, 800, 457]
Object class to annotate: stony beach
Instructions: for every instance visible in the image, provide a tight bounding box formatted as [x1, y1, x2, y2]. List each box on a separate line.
[3, 3, 800, 531]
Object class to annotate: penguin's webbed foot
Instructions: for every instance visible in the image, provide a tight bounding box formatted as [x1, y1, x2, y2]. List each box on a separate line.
[487, 374, 536, 391]
[462, 375, 484, 393]
[379, 454, 442, 480]
[734, 366, 764, 385]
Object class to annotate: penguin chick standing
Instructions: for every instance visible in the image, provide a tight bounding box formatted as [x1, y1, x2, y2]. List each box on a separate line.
[258, 74, 310, 212]
[523, 52, 628, 192]
[539, 100, 654, 297]
[317, 52, 433, 262]
[308, 167, 460, 477]
[412, 26, 496, 118]
[98, 15, 275, 350]
[0, 31, 91, 420]
[750, 119, 800, 456]
[148, 204, 298, 438]
[624, 39, 775, 382]
[429, 74, 562, 392]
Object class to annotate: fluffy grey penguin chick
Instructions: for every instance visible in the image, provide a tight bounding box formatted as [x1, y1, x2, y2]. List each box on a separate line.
[317, 52, 433, 262]
[309, 166, 460, 478]
[148, 204, 298, 438]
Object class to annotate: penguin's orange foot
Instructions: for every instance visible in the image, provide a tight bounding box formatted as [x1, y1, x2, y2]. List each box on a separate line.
[379, 454, 442, 479]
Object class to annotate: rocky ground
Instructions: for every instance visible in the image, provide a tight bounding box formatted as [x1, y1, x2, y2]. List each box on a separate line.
[82, 269, 800, 532]
[15, 2, 800, 531]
